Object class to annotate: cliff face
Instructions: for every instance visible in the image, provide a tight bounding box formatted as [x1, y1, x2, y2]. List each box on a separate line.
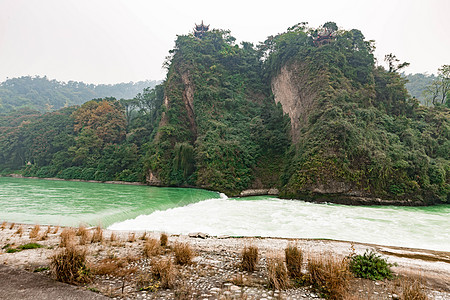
[145, 24, 449, 205]
[271, 63, 324, 143]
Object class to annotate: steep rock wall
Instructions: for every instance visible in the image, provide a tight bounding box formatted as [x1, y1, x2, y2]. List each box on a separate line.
[271, 63, 322, 142]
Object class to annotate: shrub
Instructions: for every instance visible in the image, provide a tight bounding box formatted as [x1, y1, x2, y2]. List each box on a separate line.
[349, 250, 394, 280]
[267, 253, 291, 290]
[173, 242, 194, 265]
[307, 255, 350, 299]
[50, 244, 90, 284]
[241, 246, 258, 272]
[151, 258, 177, 289]
[1, 221, 6, 230]
[143, 238, 162, 257]
[29, 224, 40, 239]
[9, 223, 15, 230]
[285, 244, 303, 279]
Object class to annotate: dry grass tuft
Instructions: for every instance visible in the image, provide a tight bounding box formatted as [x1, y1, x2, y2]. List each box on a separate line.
[50, 244, 90, 284]
[267, 253, 291, 290]
[400, 277, 428, 300]
[76, 225, 85, 236]
[143, 238, 162, 257]
[52, 226, 59, 234]
[173, 242, 194, 265]
[60, 228, 76, 247]
[285, 244, 303, 279]
[1, 221, 6, 230]
[110, 232, 117, 242]
[93, 256, 137, 277]
[79, 229, 91, 245]
[241, 246, 258, 272]
[39, 226, 51, 240]
[307, 255, 350, 299]
[151, 258, 177, 289]
[15, 225, 23, 236]
[29, 224, 40, 239]
[160, 233, 168, 247]
[128, 232, 136, 243]
[9, 223, 15, 230]
[91, 226, 103, 243]
[140, 231, 147, 240]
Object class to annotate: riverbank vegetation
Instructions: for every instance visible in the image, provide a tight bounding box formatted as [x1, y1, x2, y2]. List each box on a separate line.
[1, 223, 444, 299]
[0, 22, 448, 204]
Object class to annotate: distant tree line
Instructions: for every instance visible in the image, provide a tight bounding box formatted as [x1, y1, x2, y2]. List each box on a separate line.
[404, 65, 450, 107]
[0, 76, 159, 113]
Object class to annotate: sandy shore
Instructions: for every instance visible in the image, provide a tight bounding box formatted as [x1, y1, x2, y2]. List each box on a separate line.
[1, 223, 449, 299]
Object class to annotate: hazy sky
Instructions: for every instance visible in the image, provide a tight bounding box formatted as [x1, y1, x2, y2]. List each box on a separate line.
[0, 0, 449, 84]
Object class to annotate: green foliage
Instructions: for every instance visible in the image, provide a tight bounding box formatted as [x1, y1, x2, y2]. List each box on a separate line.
[349, 250, 394, 280]
[18, 243, 44, 250]
[145, 29, 289, 193]
[0, 22, 448, 204]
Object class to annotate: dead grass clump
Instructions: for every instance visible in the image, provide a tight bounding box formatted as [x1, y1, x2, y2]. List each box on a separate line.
[267, 253, 291, 290]
[53, 226, 59, 234]
[128, 232, 136, 243]
[140, 231, 147, 240]
[1, 221, 6, 230]
[110, 232, 117, 242]
[93, 257, 137, 276]
[160, 233, 168, 247]
[400, 277, 428, 300]
[50, 244, 90, 284]
[143, 238, 162, 257]
[60, 228, 76, 247]
[91, 226, 103, 243]
[29, 224, 41, 239]
[79, 228, 91, 245]
[285, 244, 303, 279]
[241, 246, 258, 272]
[151, 258, 177, 289]
[15, 225, 23, 236]
[307, 255, 350, 299]
[173, 242, 194, 265]
[9, 223, 15, 230]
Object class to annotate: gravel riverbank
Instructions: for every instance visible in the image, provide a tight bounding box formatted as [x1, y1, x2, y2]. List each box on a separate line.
[1, 223, 449, 299]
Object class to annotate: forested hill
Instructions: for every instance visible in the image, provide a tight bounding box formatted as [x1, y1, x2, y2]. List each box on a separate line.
[0, 76, 159, 113]
[0, 23, 448, 205]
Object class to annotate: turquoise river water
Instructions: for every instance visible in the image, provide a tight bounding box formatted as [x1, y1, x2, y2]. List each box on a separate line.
[1, 177, 449, 251]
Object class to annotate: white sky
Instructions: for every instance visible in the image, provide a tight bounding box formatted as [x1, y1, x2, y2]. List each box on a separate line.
[0, 0, 448, 84]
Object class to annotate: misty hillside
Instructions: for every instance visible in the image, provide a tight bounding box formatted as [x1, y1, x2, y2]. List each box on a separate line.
[0, 76, 159, 113]
[0, 23, 448, 205]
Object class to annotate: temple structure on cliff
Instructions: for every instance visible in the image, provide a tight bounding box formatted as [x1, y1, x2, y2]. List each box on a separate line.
[313, 28, 335, 46]
[194, 21, 209, 39]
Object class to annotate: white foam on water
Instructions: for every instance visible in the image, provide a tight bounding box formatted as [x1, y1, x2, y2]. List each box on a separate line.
[108, 198, 450, 251]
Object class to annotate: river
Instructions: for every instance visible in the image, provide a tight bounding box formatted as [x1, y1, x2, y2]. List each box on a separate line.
[1, 177, 449, 251]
